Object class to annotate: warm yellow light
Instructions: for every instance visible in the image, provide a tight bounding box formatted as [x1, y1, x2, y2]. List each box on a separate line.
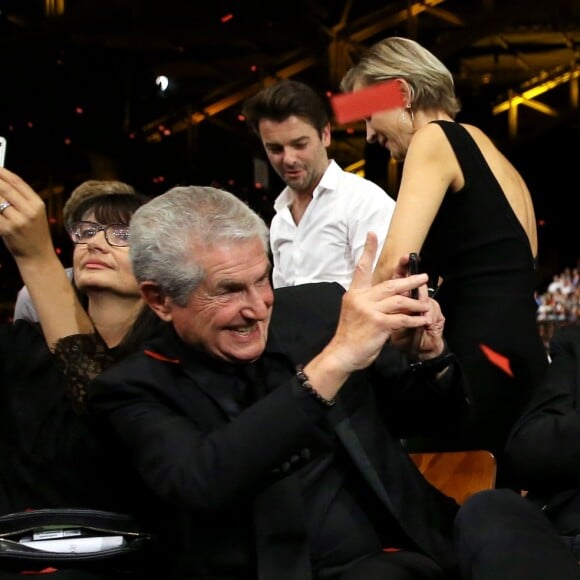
[345, 159, 366, 174]
[493, 69, 580, 115]
[45, 0, 65, 16]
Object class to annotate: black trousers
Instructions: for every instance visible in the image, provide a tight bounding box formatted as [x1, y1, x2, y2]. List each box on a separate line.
[455, 489, 580, 580]
[318, 549, 451, 580]
[0, 572, 134, 579]
[0, 566, 159, 579]
[147, 552, 449, 580]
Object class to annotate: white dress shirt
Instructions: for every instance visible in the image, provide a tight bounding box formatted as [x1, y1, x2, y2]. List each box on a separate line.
[270, 160, 395, 289]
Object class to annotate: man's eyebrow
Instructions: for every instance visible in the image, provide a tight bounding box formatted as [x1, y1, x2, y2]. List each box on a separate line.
[289, 136, 310, 145]
[264, 136, 309, 147]
[216, 279, 244, 292]
[216, 265, 271, 291]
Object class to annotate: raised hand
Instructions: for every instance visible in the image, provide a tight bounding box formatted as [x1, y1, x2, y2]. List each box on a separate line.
[331, 233, 431, 371]
[0, 167, 53, 262]
[0, 167, 93, 348]
[302, 233, 431, 401]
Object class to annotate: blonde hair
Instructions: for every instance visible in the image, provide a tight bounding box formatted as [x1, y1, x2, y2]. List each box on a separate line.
[340, 36, 461, 118]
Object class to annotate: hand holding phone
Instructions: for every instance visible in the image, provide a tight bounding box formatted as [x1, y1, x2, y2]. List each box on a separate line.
[408, 252, 420, 299]
[408, 252, 423, 361]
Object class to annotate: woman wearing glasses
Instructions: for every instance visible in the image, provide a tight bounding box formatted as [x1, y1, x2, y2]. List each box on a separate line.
[0, 167, 160, 578]
[12, 178, 136, 323]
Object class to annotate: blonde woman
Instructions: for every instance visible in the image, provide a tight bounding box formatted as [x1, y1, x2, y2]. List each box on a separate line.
[341, 37, 548, 486]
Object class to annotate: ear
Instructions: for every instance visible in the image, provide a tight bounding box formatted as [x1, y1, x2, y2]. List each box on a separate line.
[140, 282, 173, 322]
[321, 122, 331, 147]
[396, 79, 413, 108]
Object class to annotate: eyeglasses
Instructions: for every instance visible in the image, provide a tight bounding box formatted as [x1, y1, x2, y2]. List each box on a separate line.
[67, 221, 131, 247]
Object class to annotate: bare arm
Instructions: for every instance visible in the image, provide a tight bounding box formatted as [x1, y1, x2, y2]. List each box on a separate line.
[0, 167, 94, 349]
[372, 123, 458, 284]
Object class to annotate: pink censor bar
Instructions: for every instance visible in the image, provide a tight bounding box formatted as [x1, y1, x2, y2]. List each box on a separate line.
[330, 80, 405, 125]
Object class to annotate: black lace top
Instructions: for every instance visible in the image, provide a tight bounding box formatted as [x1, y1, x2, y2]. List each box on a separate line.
[54, 332, 117, 414]
[0, 321, 138, 514]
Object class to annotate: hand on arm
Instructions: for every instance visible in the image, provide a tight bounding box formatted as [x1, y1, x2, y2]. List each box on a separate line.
[0, 167, 93, 349]
[416, 297, 447, 359]
[387, 253, 446, 360]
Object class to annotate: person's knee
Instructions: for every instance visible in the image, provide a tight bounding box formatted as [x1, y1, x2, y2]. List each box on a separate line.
[456, 489, 518, 540]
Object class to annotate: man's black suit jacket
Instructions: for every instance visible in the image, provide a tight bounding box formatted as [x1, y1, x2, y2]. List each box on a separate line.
[506, 323, 580, 533]
[88, 282, 465, 579]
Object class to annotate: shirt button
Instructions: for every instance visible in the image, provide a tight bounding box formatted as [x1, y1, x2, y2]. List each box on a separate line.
[300, 448, 311, 460]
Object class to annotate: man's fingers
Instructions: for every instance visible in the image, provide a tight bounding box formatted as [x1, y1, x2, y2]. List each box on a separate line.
[391, 254, 411, 280]
[350, 232, 378, 290]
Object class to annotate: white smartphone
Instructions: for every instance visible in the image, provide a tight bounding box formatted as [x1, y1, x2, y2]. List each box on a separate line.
[0, 136, 6, 167]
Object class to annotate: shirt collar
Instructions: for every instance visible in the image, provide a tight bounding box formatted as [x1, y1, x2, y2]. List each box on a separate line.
[273, 159, 339, 212]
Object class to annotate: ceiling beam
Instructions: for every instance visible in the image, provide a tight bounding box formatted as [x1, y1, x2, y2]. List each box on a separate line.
[141, 0, 452, 142]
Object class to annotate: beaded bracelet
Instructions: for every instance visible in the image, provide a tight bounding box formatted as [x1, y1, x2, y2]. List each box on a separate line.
[295, 364, 336, 407]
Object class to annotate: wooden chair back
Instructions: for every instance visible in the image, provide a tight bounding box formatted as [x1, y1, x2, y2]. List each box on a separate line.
[409, 450, 497, 505]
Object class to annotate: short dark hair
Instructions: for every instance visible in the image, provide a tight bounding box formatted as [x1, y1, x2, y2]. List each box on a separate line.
[68, 192, 149, 227]
[242, 79, 330, 137]
[62, 180, 136, 226]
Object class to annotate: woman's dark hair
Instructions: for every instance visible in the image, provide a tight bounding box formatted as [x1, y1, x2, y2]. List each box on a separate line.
[112, 307, 165, 361]
[70, 192, 150, 312]
[68, 192, 150, 226]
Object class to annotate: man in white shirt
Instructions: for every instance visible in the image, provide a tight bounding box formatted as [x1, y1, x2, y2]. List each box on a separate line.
[242, 79, 395, 289]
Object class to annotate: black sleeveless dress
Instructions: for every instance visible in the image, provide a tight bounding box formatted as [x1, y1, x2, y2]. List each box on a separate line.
[409, 120, 549, 486]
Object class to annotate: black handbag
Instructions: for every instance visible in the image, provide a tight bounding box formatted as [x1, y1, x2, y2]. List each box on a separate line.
[0, 508, 154, 574]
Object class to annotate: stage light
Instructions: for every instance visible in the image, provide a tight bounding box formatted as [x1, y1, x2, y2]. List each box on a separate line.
[155, 75, 169, 93]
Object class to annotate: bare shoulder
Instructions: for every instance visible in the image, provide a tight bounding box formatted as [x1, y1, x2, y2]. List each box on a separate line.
[458, 123, 500, 153]
[406, 122, 459, 186]
[412, 121, 452, 144]
[409, 122, 456, 161]
[416, 122, 493, 148]
[449, 122, 515, 173]
[459, 122, 522, 172]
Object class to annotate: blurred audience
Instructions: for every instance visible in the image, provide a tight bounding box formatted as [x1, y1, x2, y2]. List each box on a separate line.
[536, 260, 580, 351]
